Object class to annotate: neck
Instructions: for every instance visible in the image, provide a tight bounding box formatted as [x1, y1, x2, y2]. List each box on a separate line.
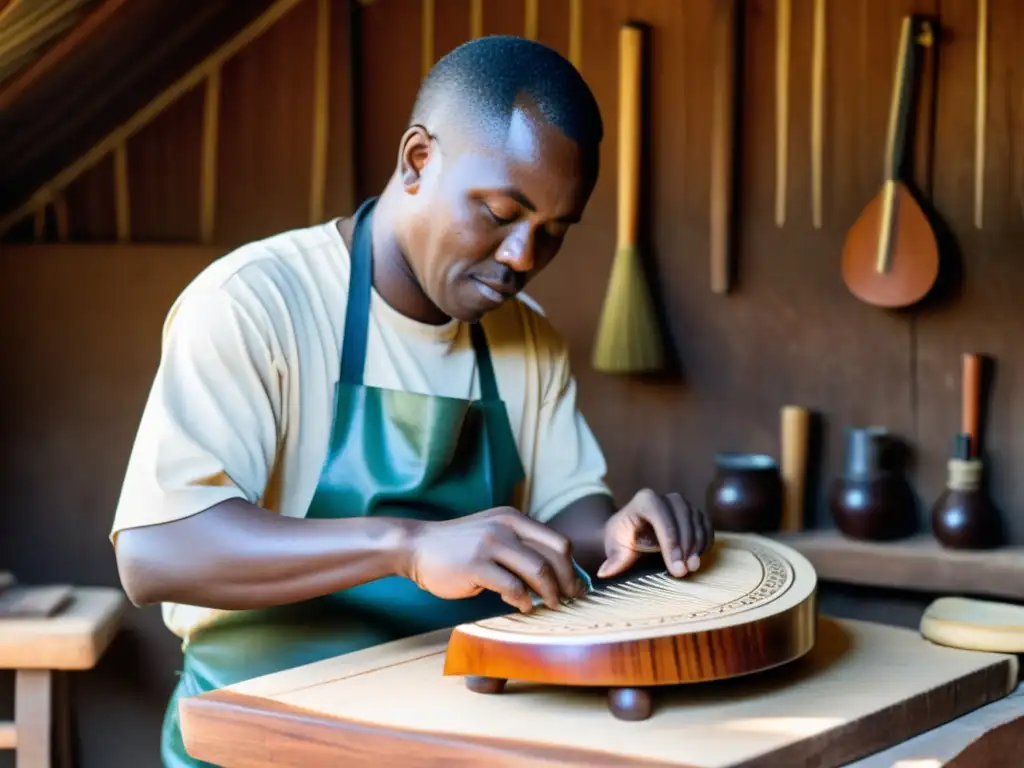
[363, 184, 451, 326]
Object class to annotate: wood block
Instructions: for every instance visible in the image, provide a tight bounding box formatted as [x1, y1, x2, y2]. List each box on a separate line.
[0, 587, 127, 670]
[0, 585, 73, 618]
[921, 596, 1024, 654]
[180, 617, 1018, 768]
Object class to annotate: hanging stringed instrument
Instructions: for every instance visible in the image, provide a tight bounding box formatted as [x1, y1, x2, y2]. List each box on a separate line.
[444, 533, 817, 721]
[841, 15, 939, 308]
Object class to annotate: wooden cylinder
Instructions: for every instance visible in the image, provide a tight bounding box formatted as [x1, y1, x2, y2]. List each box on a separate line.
[962, 353, 981, 456]
[617, 23, 642, 249]
[780, 406, 810, 532]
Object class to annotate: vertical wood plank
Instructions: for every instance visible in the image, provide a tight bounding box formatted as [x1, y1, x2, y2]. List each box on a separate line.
[469, 0, 482, 38]
[200, 69, 220, 243]
[524, 0, 538, 40]
[113, 142, 130, 242]
[309, 0, 331, 224]
[975, 0, 988, 229]
[15, 669, 52, 768]
[421, 0, 435, 77]
[568, 0, 582, 69]
[775, 0, 790, 228]
[54, 192, 68, 241]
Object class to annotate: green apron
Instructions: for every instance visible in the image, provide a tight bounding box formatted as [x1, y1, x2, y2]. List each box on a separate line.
[165, 197, 524, 767]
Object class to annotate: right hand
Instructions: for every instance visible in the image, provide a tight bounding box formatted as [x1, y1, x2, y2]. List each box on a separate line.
[402, 507, 587, 613]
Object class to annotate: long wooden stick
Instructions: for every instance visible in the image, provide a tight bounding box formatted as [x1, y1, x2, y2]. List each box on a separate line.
[114, 141, 130, 242]
[200, 69, 220, 244]
[469, 0, 482, 39]
[0, 0, 307, 237]
[568, 0, 582, 69]
[974, 0, 988, 230]
[421, 0, 434, 78]
[775, 0, 790, 228]
[524, 0, 538, 41]
[710, 0, 739, 294]
[309, 0, 331, 225]
[810, 0, 826, 229]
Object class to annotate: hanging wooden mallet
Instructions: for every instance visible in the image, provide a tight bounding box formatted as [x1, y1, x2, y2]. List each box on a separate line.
[592, 22, 665, 373]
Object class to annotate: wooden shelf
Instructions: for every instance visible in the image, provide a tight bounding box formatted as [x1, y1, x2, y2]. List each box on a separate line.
[771, 531, 1024, 601]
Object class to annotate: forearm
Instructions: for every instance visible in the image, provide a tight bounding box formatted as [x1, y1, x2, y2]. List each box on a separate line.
[114, 498, 417, 610]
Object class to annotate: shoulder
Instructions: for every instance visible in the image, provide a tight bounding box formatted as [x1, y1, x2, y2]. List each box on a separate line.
[164, 221, 347, 343]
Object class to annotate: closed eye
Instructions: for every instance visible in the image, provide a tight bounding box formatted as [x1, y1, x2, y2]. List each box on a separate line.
[482, 203, 517, 226]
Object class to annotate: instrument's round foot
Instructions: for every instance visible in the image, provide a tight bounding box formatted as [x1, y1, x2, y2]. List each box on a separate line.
[465, 675, 506, 694]
[608, 687, 653, 721]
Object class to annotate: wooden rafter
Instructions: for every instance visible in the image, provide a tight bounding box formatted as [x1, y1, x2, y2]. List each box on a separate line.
[0, 0, 131, 112]
[0, 0, 307, 237]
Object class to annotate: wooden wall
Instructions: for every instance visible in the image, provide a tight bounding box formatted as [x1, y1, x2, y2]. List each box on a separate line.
[1, 0, 1023, 765]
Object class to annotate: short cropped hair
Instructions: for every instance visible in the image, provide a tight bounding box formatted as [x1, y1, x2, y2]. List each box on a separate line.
[409, 35, 603, 164]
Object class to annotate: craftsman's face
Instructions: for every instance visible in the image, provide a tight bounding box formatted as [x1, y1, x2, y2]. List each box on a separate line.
[398, 106, 598, 323]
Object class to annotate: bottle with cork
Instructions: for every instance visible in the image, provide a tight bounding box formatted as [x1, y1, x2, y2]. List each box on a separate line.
[931, 353, 1001, 550]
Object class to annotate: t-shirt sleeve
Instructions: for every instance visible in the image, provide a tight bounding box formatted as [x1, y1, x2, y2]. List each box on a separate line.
[110, 282, 283, 541]
[524, 318, 613, 525]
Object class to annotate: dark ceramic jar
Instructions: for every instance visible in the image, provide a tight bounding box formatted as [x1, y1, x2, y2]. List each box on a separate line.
[829, 426, 917, 541]
[706, 453, 782, 533]
[931, 458, 1000, 550]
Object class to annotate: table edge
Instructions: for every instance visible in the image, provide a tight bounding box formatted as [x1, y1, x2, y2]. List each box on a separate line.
[179, 657, 1018, 768]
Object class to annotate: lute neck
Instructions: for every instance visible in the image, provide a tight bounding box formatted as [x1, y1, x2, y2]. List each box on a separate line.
[884, 16, 930, 182]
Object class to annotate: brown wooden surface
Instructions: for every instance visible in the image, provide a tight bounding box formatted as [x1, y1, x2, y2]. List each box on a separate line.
[179, 617, 1018, 768]
[774, 530, 1024, 600]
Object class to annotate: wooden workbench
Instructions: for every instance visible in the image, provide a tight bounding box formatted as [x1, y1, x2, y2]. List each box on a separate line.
[179, 616, 1020, 767]
[0, 585, 127, 768]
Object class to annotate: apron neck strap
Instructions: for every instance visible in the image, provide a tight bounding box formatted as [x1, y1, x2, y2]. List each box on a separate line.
[339, 197, 502, 403]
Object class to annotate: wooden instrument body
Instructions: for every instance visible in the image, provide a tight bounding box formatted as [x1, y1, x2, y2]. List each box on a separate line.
[444, 534, 818, 719]
[841, 15, 939, 308]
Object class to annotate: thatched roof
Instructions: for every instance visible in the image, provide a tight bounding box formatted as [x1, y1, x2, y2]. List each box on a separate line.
[0, 0, 278, 217]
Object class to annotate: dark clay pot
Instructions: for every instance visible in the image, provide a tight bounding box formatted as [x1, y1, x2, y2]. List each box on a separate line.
[931, 459, 1001, 550]
[706, 453, 782, 533]
[829, 426, 917, 541]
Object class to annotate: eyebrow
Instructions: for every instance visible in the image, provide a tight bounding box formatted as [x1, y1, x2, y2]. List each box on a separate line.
[500, 188, 582, 225]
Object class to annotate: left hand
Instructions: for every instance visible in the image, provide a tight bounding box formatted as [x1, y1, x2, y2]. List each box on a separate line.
[597, 489, 713, 580]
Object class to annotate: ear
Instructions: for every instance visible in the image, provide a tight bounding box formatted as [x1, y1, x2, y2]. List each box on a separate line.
[397, 126, 434, 194]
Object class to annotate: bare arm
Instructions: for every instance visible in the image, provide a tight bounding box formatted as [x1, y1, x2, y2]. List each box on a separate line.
[114, 498, 417, 609]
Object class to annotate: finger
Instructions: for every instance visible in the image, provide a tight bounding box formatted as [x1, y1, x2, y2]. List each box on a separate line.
[497, 509, 573, 557]
[632, 492, 685, 577]
[596, 546, 640, 580]
[527, 539, 587, 598]
[689, 505, 707, 571]
[473, 562, 533, 613]
[489, 541, 564, 610]
[666, 493, 696, 559]
[701, 506, 715, 551]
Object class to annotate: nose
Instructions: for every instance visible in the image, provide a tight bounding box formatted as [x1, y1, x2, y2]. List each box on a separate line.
[494, 227, 535, 273]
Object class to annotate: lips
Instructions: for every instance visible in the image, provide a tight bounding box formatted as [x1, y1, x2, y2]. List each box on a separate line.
[471, 276, 516, 305]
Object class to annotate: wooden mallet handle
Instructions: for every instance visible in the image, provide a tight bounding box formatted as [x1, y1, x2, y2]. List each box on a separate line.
[617, 23, 643, 250]
[962, 353, 981, 457]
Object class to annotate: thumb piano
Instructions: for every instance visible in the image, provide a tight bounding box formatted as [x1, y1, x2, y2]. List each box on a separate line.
[444, 533, 818, 720]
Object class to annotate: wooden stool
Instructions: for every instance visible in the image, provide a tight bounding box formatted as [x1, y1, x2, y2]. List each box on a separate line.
[0, 586, 125, 768]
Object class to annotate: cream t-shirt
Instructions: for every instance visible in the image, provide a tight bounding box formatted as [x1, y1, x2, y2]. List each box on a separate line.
[111, 219, 612, 640]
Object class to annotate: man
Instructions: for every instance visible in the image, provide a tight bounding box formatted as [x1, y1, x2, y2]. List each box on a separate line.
[111, 36, 712, 766]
